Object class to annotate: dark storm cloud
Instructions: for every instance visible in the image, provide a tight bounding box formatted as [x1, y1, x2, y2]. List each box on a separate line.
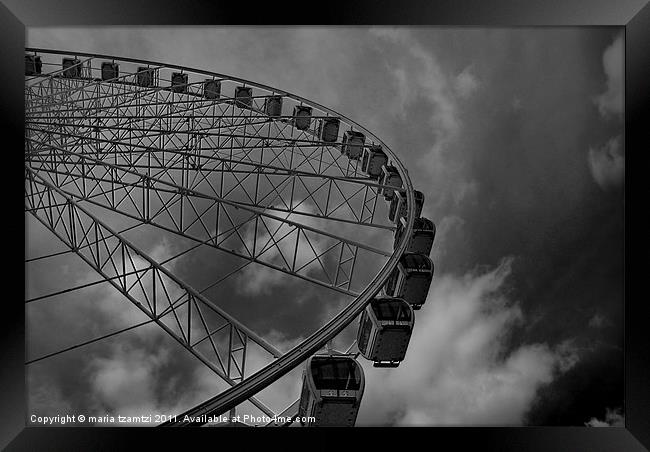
[405, 29, 625, 425]
[26, 26, 623, 425]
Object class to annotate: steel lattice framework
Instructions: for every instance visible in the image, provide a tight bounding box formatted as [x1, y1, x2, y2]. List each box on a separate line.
[25, 48, 416, 426]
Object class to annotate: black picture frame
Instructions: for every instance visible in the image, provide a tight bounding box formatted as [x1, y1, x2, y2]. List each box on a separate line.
[1, 1, 647, 450]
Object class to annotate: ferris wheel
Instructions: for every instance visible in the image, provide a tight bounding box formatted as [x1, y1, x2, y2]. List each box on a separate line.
[24, 48, 435, 426]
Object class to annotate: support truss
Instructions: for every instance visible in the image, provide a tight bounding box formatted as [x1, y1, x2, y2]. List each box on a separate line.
[26, 167, 279, 417]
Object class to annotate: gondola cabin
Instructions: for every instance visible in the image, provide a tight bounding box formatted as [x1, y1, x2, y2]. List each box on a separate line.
[137, 67, 155, 87]
[320, 117, 340, 143]
[393, 216, 436, 256]
[101, 62, 119, 81]
[388, 189, 424, 224]
[357, 297, 414, 367]
[171, 72, 188, 93]
[265, 95, 283, 117]
[361, 145, 388, 180]
[235, 86, 253, 108]
[25, 55, 41, 76]
[293, 105, 313, 131]
[383, 253, 433, 309]
[204, 79, 221, 100]
[62, 58, 82, 78]
[341, 130, 365, 160]
[379, 165, 403, 201]
[297, 355, 365, 426]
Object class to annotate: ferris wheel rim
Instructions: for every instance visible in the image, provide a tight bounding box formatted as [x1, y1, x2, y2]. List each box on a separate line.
[25, 47, 409, 174]
[24, 48, 418, 426]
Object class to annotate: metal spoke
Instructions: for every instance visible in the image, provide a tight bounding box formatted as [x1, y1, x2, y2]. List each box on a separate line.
[26, 319, 156, 365]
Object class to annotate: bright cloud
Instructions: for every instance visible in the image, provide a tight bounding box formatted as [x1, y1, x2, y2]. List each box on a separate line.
[357, 258, 579, 426]
[594, 34, 624, 119]
[455, 67, 480, 99]
[369, 28, 479, 218]
[370, 28, 459, 136]
[84, 340, 231, 425]
[588, 313, 607, 328]
[585, 407, 625, 427]
[86, 343, 170, 419]
[429, 214, 464, 263]
[588, 136, 624, 191]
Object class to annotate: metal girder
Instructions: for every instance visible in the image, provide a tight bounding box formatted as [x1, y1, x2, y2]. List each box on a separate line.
[26, 166, 280, 417]
[26, 138, 391, 296]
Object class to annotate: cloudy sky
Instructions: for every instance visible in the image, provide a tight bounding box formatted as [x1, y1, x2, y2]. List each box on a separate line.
[25, 26, 624, 427]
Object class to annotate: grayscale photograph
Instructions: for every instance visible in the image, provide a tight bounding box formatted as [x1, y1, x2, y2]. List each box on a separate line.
[24, 27, 624, 427]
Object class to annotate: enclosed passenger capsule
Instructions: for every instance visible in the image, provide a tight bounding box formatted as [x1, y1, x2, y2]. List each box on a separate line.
[388, 189, 424, 223]
[320, 117, 340, 143]
[137, 67, 155, 87]
[361, 145, 388, 180]
[25, 55, 42, 76]
[357, 297, 414, 367]
[379, 165, 402, 200]
[384, 253, 433, 309]
[171, 72, 188, 93]
[297, 355, 365, 426]
[203, 79, 221, 100]
[101, 62, 119, 81]
[394, 216, 436, 256]
[264, 95, 283, 117]
[293, 105, 312, 131]
[62, 58, 82, 78]
[235, 86, 253, 108]
[341, 130, 365, 160]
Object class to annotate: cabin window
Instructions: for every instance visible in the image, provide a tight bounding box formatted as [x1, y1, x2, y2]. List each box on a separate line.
[385, 268, 399, 295]
[372, 300, 412, 322]
[137, 68, 154, 87]
[357, 316, 372, 353]
[361, 149, 370, 171]
[311, 359, 362, 391]
[171, 73, 188, 93]
[101, 62, 118, 81]
[234, 87, 253, 108]
[342, 131, 365, 159]
[62, 58, 81, 78]
[204, 80, 221, 99]
[402, 253, 432, 271]
[320, 118, 340, 142]
[265, 96, 282, 117]
[293, 106, 312, 130]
